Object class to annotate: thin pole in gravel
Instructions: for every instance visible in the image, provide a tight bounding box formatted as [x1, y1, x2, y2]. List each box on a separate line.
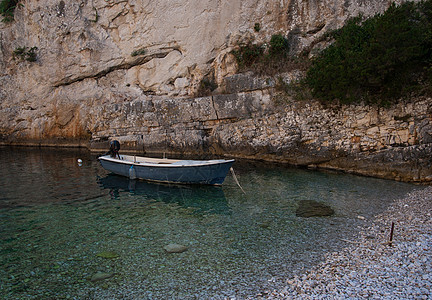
[389, 222, 395, 246]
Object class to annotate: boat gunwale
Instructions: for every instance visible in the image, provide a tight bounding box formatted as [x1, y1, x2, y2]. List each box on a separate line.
[98, 155, 235, 168]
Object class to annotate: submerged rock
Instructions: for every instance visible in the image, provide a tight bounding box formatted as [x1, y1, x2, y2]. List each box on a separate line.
[164, 243, 188, 253]
[258, 221, 272, 228]
[96, 251, 119, 259]
[296, 200, 335, 218]
[90, 272, 115, 282]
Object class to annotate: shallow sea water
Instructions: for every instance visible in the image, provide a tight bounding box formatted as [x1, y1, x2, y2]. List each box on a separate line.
[0, 147, 422, 299]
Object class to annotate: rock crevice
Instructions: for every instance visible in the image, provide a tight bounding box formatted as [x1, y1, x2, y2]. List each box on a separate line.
[53, 46, 181, 87]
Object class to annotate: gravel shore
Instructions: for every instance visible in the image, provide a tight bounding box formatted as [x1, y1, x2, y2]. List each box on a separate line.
[265, 186, 432, 299]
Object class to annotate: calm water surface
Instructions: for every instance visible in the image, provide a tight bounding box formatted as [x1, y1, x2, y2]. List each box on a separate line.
[0, 147, 423, 299]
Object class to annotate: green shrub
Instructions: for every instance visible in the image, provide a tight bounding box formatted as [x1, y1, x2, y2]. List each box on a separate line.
[231, 33, 307, 75]
[254, 23, 261, 32]
[232, 41, 308, 76]
[0, 0, 19, 22]
[232, 43, 264, 69]
[306, 0, 432, 104]
[13, 46, 38, 62]
[131, 48, 146, 57]
[269, 34, 289, 56]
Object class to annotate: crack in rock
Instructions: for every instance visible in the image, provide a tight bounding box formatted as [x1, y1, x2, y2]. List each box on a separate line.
[53, 46, 180, 87]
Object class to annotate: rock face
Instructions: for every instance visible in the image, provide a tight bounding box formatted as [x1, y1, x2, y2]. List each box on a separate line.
[88, 77, 432, 183]
[0, 0, 430, 182]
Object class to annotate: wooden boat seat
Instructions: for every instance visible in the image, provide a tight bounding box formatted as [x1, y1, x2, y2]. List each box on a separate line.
[120, 155, 181, 165]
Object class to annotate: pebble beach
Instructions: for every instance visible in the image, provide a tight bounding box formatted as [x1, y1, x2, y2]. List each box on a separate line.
[264, 186, 432, 299]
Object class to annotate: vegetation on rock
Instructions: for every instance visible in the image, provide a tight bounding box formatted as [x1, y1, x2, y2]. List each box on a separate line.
[131, 48, 146, 57]
[254, 22, 261, 32]
[232, 34, 309, 76]
[269, 34, 289, 57]
[233, 1, 432, 105]
[13, 46, 38, 62]
[306, 0, 432, 104]
[0, 0, 19, 22]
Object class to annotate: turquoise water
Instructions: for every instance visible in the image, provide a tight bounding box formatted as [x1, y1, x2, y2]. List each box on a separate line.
[0, 147, 423, 299]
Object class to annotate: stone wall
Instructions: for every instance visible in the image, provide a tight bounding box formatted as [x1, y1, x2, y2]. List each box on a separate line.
[88, 72, 432, 183]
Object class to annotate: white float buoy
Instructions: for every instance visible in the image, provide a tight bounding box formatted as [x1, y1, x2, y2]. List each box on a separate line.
[77, 158, 83, 166]
[129, 165, 136, 179]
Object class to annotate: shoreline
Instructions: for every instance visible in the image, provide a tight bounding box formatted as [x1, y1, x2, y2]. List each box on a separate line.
[264, 186, 432, 299]
[0, 144, 430, 185]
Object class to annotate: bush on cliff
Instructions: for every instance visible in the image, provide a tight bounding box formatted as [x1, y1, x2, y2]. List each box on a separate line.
[13, 46, 38, 62]
[269, 34, 290, 57]
[232, 34, 309, 76]
[232, 44, 264, 69]
[0, 0, 20, 22]
[306, 0, 432, 104]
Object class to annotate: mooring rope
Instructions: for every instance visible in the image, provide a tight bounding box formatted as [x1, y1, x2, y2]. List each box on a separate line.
[230, 167, 246, 194]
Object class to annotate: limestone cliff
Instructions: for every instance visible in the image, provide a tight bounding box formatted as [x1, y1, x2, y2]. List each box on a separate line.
[1, 0, 431, 182]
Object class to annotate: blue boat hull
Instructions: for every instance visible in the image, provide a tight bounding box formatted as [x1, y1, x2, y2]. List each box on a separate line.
[99, 156, 234, 185]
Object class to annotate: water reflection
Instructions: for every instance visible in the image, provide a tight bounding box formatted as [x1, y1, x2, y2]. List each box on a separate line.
[0, 147, 101, 209]
[97, 174, 230, 214]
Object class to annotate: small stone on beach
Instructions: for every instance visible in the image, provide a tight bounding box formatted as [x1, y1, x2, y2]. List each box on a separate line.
[164, 243, 188, 253]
